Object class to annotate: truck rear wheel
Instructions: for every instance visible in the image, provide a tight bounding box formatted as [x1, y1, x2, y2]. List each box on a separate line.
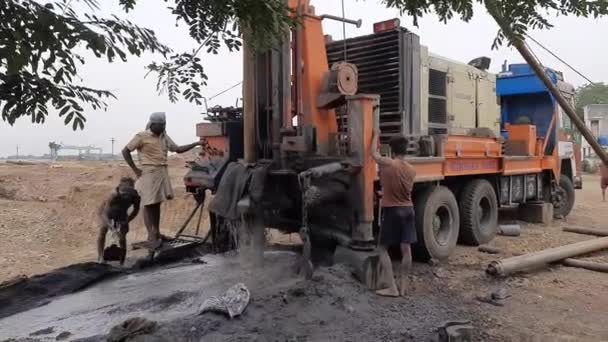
[458, 179, 498, 246]
[413, 186, 460, 261]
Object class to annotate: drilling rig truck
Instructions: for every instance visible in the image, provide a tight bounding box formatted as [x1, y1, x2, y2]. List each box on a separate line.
[184, 0, 582, 279]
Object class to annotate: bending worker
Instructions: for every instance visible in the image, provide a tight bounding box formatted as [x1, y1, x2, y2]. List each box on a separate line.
[122, 112, 201, 250]
[371, 130, 416, 297]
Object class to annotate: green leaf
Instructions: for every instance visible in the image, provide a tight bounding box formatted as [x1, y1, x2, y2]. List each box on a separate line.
[59, 106, 71, 117]
[54, 68, 65, 83]
[65, 112, 74, 125]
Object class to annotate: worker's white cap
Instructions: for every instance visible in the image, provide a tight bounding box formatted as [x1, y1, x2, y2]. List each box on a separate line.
[149, 112, 166, 124]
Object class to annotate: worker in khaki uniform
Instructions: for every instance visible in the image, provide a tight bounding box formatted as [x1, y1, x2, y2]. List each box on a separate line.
[122, 112, 201, 250]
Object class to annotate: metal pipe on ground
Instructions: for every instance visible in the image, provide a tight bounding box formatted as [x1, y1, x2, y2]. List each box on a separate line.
[487, 237, 608, 277]
[563, 226, 608, 237]
[561, 259, 608, 273]
[498, 224, 521, 237]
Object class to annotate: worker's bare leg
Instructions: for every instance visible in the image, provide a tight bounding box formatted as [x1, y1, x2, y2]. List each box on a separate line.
[375, 246, 399, 297]
[603, 188, 606, 202]
[399, 243, 412, 296]
[97, 224, 109, 263]
[144, 203, 162, 249]
[118, 228, 127, 265]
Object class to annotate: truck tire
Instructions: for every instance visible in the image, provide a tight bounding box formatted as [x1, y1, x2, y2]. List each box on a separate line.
[555, 175, 575, 218]
[413, 186, 460, 261]
[458, 179, 498, 246]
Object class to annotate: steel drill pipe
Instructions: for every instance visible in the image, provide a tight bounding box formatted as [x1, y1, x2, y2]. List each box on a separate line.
[486, 237, 608, 276]
[563, 226, 608, 237]
[242, 34, 256, 163]
[498, 224, 521, 237]
[561, 258, 608, 273]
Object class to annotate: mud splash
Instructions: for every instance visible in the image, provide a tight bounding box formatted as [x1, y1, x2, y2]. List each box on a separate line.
[0, 262, 123, 319]
[0, 252, 298, 341]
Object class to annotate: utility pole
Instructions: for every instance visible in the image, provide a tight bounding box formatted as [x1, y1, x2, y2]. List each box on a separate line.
[16, 145, 19, 159]
[110, 138, 115, 157]
[487, 1, 608, 167]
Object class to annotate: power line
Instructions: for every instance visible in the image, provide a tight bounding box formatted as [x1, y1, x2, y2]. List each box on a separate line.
[525, 34, 595, 85]
[208, 81, 243, 101]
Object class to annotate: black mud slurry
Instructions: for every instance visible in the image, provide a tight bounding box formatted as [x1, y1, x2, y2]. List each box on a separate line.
[0, 243, 210, 321]
[1, 249, 493, 342]
[0, 262, 123, 319]
[76, 265, 493, 342]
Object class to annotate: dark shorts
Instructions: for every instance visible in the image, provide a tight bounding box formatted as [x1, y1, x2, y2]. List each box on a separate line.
[379, 206, 417, 246]
[602, 176, 608, 190]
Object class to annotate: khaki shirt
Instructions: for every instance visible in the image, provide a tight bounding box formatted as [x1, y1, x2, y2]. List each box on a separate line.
[126, 130, 178, 166]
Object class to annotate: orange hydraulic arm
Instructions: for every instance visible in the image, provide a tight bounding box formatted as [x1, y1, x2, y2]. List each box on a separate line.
[288, 0, 338, 155]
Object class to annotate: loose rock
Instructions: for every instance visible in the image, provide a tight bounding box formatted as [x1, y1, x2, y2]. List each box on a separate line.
[55, 331, 72, 341]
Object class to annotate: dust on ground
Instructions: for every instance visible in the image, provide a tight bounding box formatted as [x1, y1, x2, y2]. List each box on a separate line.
[0, 161, 607, 341]
[0, 157, 203, 280]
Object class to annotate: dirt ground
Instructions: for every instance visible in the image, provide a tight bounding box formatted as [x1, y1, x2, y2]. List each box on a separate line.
[1, 160, 608, 341]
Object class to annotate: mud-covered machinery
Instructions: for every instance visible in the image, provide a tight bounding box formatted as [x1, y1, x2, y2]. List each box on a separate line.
[187, 1, 383, 274]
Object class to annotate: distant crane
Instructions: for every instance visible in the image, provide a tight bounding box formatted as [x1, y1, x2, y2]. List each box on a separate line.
[48, 142, 103, 161]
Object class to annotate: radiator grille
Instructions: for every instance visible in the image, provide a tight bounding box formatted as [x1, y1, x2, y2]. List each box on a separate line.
[428, 69, 448, 134]
[327, 30, 401, 142]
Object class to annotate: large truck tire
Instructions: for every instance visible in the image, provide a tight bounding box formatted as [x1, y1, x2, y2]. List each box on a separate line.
[413, 186, 460, 261]
[458, 179, 498, 246]
[555, 174, 575, 218]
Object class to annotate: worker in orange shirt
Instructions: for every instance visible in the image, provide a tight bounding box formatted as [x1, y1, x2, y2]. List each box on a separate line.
[371, 130, 416, 297]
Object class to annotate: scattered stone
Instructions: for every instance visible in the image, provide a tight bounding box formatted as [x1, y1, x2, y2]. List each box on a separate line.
[345, 305, 354, 313]
[288, 287, 306, 297]
[55, 331, 72, 341]
[433, 268, 449, 279]
[30, 327, 55, 336]
[491, 288, 511, 301]
[478, 245, 502, 254]
[428, 259, 440, 266]
[476, 288, 510, 307]
[511, 277, 530, 288]
[108, 317, 157, 342]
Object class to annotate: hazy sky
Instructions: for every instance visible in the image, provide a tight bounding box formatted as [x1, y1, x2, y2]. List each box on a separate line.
[1, 0, 606, 157]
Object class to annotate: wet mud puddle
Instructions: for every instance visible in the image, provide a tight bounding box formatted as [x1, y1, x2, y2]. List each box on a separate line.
[0, 251, 298, 340]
